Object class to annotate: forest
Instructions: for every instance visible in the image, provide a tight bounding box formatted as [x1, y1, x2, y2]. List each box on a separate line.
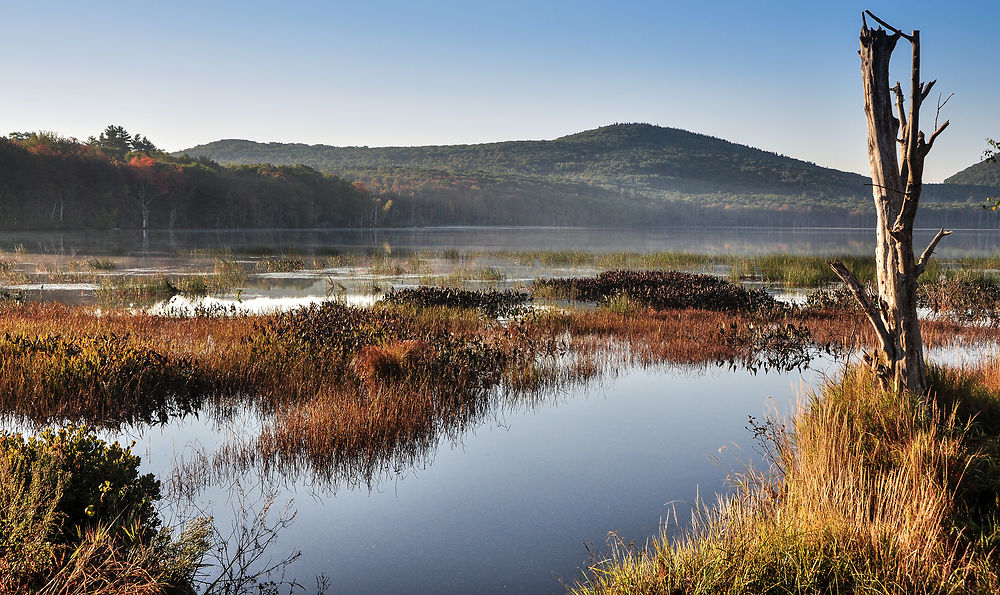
[0, 127, 370, 230]
[2, 124, 999, 230]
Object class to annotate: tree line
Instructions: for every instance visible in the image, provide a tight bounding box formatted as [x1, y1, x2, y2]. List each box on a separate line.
[2, 125, 998, 231]
[0, 127, 372, 230]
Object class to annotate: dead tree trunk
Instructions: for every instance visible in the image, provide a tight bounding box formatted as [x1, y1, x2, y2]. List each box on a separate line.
[830, 11, 951, 397]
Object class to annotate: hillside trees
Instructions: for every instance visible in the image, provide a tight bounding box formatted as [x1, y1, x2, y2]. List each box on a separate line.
[0, 129, 369, 230]
[87, 124, 161, 161]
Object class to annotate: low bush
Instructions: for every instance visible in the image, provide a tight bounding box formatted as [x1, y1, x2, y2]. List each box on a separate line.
[534, 270, 779, 314]
[382, 287, 531, 318]
[0, 426, 209, 592]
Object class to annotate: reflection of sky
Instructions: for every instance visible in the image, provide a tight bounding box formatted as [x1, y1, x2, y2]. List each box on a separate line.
[145, 294, 379, 315]
[96, 360, 836, 594]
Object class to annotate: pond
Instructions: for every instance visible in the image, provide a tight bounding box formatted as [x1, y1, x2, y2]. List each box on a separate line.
[115, 361, 833, 594]
[1, 226, 997, 593]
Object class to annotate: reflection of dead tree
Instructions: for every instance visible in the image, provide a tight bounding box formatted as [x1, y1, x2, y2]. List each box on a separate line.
[50, 191, 64, 224]
[137, 183, 154, 232]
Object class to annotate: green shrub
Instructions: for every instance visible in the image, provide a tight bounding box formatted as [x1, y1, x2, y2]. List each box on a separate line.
[0, 426, 161, 542]
[0, 426, 209, 592]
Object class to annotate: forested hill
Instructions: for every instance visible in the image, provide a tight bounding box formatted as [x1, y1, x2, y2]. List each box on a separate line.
[0, 130, 371, 230]
[945, 158, 1000, 187]
[181, 123, 1000, 228]
[0, 124, 995, 231]
[184, 123, 873, 201]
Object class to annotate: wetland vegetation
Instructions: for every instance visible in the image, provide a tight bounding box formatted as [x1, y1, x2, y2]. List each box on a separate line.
[2, 239, 1000, 592]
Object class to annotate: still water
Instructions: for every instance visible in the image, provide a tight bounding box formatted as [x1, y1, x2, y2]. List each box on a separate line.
[2, 226, 997, 592]
[4, 226, 1000, 308]
[2, 226, 999, 257]
[126, 363, 831, 593]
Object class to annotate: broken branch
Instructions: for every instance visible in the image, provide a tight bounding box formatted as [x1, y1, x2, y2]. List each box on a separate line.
[829, 259, 893, 352]
[924, 120, 949, 153]
[864, 11, 914, 41]
[915, 228, 952, 277]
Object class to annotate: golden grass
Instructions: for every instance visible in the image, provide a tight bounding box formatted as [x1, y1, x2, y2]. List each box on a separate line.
[574, 365, 1000, 593]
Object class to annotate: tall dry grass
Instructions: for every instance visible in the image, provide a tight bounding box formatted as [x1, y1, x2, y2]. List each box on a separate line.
[576, 365, 1000, 594]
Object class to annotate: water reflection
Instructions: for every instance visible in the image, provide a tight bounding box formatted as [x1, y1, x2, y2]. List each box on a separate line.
[138, 361, 831, 594]
[0, 227, 998, 258]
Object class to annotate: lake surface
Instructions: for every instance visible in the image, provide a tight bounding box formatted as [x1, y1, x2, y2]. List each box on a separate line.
[2, 226, 997, 592]
[2, 226, 1000, 258]
[119, 361, 833, 594]
[4, 226, 1000, 309]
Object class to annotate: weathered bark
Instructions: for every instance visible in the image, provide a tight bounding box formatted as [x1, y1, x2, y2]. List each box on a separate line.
[830, 12, 950, 397]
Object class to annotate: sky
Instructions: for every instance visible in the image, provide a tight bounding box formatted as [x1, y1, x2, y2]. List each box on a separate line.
[2, 0, 997, 182]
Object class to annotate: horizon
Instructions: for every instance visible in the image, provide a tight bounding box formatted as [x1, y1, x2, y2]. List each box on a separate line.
[4, 1, 998, 182]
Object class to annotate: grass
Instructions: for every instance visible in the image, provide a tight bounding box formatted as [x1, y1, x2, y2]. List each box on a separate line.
[253, 256, 305, 273]
[86, 258, 117, 271]
[573, 363, 1000, 593]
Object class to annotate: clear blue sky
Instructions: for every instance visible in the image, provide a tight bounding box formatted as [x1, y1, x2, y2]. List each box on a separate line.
[2, 0, 997, 182]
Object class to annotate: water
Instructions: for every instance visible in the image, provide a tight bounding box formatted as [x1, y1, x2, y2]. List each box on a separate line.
[2, 226, 999, 258]
[4, 226, 1000, 308]
[119, 362, 832, 594]
[2, 226, 996, 592]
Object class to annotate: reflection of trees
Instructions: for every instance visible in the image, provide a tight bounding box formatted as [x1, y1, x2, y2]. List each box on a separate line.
[174, 368, 577, 495]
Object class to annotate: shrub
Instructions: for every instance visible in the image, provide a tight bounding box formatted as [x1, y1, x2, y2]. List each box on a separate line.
[382, 287, 531, 318]
[0, 426, 208, 592]
[0, 426, 161, 542]
[534, 270, 779, 314]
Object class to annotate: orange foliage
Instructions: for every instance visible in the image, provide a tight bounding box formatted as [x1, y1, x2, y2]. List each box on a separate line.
[350, 340, 432, 390]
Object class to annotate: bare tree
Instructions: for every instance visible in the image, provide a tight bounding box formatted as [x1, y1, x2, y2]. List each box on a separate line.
[830, 11, 951, 396]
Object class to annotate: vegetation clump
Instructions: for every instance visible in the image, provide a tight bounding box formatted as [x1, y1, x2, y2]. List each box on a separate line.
[254, 256, 305, 273]
[715, 320, 837, 374]
[534, 270, 779, 314]
[0, 426, 209, 593]
[382, 287, 531, 318]
[919, 275, 1000, 325]
[804, 282, 866, 311]
[246, 301, 525, 397]
[0, 332, 202, 426]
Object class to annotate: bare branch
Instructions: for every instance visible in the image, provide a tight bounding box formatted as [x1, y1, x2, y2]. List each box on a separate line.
[934, 92, 953, 130]
[892, 82, 907, 141]
[864, 11, 914, 41]
[919, 79, 936, 103]
[924, 120, 949, 153]
[829, 259, 893, 352]
[915, 228, 952, 277]
[864, 182, 906, 196]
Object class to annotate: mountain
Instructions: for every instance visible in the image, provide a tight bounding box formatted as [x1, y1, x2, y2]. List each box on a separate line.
[177, 123, 1000, 228]
[944, 158, 1000, 186]
[182, 123, 871, 202]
